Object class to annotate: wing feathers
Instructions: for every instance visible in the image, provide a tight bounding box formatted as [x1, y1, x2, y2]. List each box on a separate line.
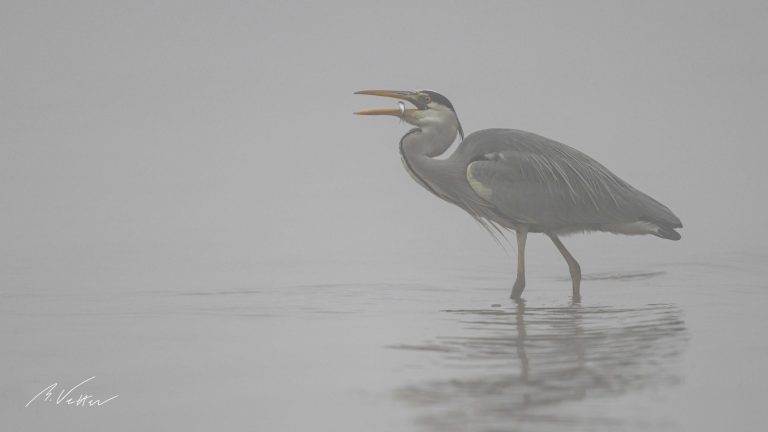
[462, 129, 682, 230]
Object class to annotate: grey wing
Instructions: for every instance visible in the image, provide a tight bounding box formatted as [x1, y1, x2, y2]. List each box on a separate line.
[461, 129, 682, 231]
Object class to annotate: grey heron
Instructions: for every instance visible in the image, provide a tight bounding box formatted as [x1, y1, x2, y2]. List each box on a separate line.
[354, 89, 682, 299]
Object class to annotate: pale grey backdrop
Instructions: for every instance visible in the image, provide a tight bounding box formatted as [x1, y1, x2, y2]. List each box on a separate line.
[2, 1, 767, 294]
[2, 2, 768, 430]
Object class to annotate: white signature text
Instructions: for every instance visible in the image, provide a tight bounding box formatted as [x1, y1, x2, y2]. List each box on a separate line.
[25, 376, 118, 408]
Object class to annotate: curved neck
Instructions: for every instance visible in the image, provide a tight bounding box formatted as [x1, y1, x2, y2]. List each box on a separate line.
[399, 123, 461, 199]
[400, 122, 459, 159]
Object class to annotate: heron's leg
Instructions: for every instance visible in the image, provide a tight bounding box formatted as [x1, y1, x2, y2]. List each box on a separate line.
[547, 233, 581, 298]
[511, 229, 528, 299]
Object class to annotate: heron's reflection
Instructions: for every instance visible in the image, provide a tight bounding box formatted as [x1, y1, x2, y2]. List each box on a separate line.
[394, 300, 687, 430]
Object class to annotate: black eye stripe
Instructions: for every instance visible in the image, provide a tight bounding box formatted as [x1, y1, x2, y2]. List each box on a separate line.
[418, 90, 464, 140]
[421, 90, 456, 113]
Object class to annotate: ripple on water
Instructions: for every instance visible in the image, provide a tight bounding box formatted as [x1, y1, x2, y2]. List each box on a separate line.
[392, 303, 688, 431]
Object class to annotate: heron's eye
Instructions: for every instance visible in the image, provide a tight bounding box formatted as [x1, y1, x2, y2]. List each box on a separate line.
[422, 94, 432, 104]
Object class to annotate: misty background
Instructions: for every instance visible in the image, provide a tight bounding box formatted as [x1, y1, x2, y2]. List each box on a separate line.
[2, 0, 767, 293]
[4, 2, 768, 431]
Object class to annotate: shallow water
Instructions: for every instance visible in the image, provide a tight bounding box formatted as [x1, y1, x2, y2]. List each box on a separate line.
[2, 253, 767, 431]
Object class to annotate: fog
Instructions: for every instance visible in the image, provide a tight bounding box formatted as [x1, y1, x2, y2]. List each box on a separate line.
[2, 1, 767, 292]
[2, 1, 767, 431]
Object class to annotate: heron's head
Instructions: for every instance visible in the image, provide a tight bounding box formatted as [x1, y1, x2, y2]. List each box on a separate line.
[354, 89, 463, 140]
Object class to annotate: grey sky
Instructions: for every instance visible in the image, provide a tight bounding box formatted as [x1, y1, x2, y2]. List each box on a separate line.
[2, 1, 767, 292]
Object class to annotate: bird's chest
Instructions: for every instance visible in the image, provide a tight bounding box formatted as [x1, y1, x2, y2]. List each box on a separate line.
[400, 156, 450, 199]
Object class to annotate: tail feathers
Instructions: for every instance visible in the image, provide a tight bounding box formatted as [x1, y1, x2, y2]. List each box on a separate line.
[639, 216, 682, 241]
[655, 226, 681, 241]
[635, 192, 683, 237]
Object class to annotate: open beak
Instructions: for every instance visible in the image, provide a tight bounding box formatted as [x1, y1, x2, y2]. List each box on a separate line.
[354, 89, 420, 116]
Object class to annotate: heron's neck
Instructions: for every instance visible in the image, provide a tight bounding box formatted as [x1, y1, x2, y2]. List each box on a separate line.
[401, 123, 459, 159]
[399, 123, 461, 198]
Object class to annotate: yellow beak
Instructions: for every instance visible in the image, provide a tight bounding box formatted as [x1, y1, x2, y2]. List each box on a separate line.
[353, 89, 419, 116]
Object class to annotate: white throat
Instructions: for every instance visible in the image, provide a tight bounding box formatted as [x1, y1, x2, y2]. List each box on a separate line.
[402, 109, 460, 158]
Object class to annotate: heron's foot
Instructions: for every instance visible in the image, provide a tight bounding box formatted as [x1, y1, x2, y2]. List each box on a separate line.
[568, 261, 581, 298]
[569, 264, 581, 298]
[571, 280, 581, 299]
[571, 279, 581, 303]
[510, 275, 526, 299]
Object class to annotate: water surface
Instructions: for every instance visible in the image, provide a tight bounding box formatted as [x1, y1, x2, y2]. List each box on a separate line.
[2, 253, 766, 431]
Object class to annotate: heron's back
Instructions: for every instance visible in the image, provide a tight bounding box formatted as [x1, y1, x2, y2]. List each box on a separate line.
[456, 129, 682, 238]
